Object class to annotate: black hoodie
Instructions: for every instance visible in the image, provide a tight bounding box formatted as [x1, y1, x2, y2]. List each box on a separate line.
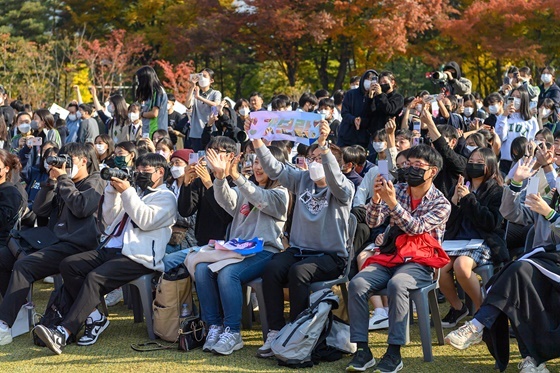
[443, 61, 472, 95]
[337, 69, 378, 148]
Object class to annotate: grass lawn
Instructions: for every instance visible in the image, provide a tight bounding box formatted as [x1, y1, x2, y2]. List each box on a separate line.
[0, 282, 558, 372]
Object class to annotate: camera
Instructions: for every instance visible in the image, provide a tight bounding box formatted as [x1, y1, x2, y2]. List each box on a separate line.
[46, 155, 73, 169]
[426, 71, 448, 84]
[100, 167, 134, 181]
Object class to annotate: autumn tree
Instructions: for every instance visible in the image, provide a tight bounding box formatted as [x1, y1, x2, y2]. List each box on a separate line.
[155, 60, 195, 103]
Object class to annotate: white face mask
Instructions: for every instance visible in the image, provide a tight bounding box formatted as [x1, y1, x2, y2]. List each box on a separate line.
[363, 80, 372, 90]
[488, 104, 499, 114]
[76, 111, 82, 119]
[157, 150, 169, 158]
[129, 112, 139, 122]
[308, 161, 325, 182]
[70, 164, 79, 179]
[18, 123, 31, 134]
[372, 141, 386, 153]
[542, 74, 553, 84]
[466, 145, 478, 153]
[68, 114, 77, 121]
[319, 110, 330, 119]
[107, 105, 115, 114]
[542, 108, 551, 118]
[463, 107, 474, 117]
[238, 107, 250, 117]
[350, 84, 359, 90]
[513, 98, 521, 110]
[198, 77, 211, 88]
[95, 144, 107, 155]
[170, 165, 185, 179]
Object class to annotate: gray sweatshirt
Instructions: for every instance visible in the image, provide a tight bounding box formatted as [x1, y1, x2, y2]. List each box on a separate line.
[256, 146, 354, 257]
[213, 176, 288, 253]
[500, 185, 556, 249]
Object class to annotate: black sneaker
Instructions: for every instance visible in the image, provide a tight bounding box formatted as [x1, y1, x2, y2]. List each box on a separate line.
[346, 347, 376, 372]
[34, 325, 66, 355]
[441, 303, 469, 328]
[77, 315, 110, 346]
[374, 353, 403, 373]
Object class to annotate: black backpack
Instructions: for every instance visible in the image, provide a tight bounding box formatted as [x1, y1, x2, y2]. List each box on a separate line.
[32, 285, 75, 346]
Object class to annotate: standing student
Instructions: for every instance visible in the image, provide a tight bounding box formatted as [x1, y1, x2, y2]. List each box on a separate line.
[135, 66, 169, 138]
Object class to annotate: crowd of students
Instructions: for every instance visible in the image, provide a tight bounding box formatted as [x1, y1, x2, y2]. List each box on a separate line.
[0, 61, 559, 373]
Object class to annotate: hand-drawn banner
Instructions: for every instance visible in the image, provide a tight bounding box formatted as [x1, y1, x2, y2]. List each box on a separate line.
[247, 111, 322, 145]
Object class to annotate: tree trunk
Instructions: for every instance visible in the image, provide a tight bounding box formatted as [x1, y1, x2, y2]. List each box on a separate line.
[334, 38, 352, 91]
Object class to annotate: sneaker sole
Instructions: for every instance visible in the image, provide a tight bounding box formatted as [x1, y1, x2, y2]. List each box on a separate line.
[0, 335, 13, 345]
[369, 319, 389, 330]
[34, 326, 62, 355]
[441, 310, 469, 328]
[77, 319, 110, 346]
[444, 334, 482, 350]
[374, 360, 403, 373]
[346, 358, 376, 372]
[212, 341, 244, 356]
[256, 349, 275, 358]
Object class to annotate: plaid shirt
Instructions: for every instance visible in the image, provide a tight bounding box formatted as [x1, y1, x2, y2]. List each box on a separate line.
[366, 183, 451, 243]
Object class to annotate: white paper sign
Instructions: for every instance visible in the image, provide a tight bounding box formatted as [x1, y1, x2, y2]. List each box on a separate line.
[48, 103, 70, 120]
[173, 101, 187, 115]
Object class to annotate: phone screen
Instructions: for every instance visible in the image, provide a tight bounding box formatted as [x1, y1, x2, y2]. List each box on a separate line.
[413, 120, 421, 133]
[189, 153, 199, 165]
[378, 160, 389, 180]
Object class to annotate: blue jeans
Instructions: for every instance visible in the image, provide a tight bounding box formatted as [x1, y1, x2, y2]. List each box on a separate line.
[195, 250, 273, 332]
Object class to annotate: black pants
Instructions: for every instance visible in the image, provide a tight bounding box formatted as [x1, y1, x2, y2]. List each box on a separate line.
[0, 241, 84, 326]
[0, 244, 16, 297]
[59, 249, 153, 336]
[262, 247, 345, 331]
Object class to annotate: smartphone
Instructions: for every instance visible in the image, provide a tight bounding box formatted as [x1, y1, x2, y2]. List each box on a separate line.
[412, 120, 421, 133]
[244, 154, 256, 168]
[412, 137, 422, 146]
[457, 97, 464, 106]
[296, 156, 306, 167]
[235, 142, 241, 155]
[188, 153, 199, 165]
[526, 176, 539, 197]
[142, 133, 150, 139]
[465, 181, 471, 189]
[503, 76, 510, 85]
[211, 106, 219, 117]
[507, 97, 515, 105]
[378, 160, 389, 180]
[371, 76, 378, 84]
[189, 73, 202, 82]
[27, 137, 42, 146]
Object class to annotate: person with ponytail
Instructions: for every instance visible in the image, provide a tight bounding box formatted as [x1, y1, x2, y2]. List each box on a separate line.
[445, 155, 560, 372]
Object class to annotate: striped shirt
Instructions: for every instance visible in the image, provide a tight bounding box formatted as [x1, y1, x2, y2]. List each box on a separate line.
[365, 183, 451, 243]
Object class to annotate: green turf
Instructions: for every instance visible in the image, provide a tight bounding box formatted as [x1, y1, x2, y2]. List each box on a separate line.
[0, 282, 557, 372]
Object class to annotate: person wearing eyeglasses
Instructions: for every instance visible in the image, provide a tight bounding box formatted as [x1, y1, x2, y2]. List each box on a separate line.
[346, 144, 451, 373]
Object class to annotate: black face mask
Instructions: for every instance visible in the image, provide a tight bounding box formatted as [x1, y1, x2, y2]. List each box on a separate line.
[466, 163, 486, 179]
[405, 167, 428, 187]
[390, 168, 407, 183]
[380, 83, 391, 93]
[135, 171, 155, 191]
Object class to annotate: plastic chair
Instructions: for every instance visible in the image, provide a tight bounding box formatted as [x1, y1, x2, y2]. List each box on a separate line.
[373, 272, 444, 363]
[125, 272, 159, 340]
[244, 214, 358, 341]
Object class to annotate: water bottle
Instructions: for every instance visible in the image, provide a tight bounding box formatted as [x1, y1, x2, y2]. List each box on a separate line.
[180, 303, 190, 317]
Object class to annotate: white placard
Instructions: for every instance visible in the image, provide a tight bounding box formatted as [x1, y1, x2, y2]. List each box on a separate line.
[48, 103, 70, 120]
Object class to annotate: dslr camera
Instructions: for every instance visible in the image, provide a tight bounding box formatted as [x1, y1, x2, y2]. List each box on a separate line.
[426, 71, 448, 84]
[100, 167, 134, 182]
[46, 155, 73, 169]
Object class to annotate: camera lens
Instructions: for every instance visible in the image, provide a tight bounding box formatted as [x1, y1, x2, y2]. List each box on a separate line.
[100, 167, 129, 181]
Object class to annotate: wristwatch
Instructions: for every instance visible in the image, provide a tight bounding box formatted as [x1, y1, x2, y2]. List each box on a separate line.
[319, 143, 329, 151]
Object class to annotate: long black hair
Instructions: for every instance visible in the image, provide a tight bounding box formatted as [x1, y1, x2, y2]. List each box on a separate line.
[135, 66, 164, 102]
[109, 94, 129, 127]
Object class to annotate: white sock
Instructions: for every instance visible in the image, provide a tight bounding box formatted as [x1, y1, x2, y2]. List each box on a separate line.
[471, 318, 485, 332]
[0, 320, 9, 331]
[88, 309, 103, 322]
[383, 306, 389, 313]
[56, 325, 69, 341]
[374, 307, 387, 317]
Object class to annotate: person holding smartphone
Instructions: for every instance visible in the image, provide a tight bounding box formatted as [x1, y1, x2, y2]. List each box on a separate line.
[494, 86, 539, 175]
[439, 148, 507, 329]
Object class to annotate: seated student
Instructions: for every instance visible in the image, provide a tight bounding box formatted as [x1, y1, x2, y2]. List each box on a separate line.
[161, 137, 235, 271]
[0, 151, 27, 299]
[34, 153, 177, 354]
[394, 129, 413, 152]
[353, 145, 374, 178]
[0, 143, 104, 345]
[248, 120, 354, 358]
[439, 148, 507, 328]
[347, 144, 451, 373]
[196, 146, 288, 355]
[341, 146, 363, 190]
[317, 97, 340, 143]
[445, 156, 560, 373]
[94, 134, 116, 169]
[155, 137, 174, 163]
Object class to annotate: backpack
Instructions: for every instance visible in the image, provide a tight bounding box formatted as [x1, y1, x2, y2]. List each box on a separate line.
[271, 289, 353, 368]
[32, 285, 74, 346]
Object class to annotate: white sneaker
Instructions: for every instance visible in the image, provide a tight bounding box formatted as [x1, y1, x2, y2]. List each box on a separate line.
[444, 320, 483, 350]
[256, 329, 278, 358]
[211, 327, 243, 355]
[203, 325, 223, 352]
[0, 324, 12, 345]
[518, 356, 550, 373]
[368, 312, 389, 330]
[105, 288, 123, 307]
[43, 276, 54, 284]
